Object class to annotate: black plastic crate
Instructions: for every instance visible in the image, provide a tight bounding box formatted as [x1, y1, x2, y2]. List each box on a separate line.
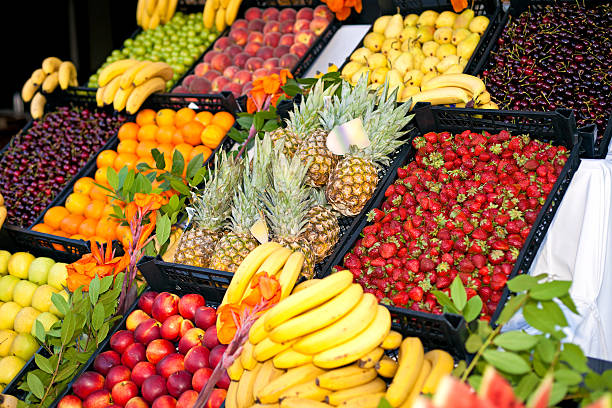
[321, 105, 585, 359]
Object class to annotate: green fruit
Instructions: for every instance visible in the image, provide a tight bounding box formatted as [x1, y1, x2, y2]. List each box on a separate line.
[13, 280, 38, 307]
[28, 257, 55, 285]
[0, 356, 26, 384]
[0, 251, 11, 275]
[9, 333, 38, 360]
[0, 276, 20, 302]
[32, 312, 59, 336]
[0, 330, 17, 357]
[13, 307, 40, 334]
[31, 285, 57, 313]
[47, 263, 68, 291]
[8, 252, 35, 279]
[0, 302, 21, 330]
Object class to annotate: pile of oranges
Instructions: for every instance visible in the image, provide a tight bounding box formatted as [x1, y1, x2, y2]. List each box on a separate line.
[32, 107, 235, 247]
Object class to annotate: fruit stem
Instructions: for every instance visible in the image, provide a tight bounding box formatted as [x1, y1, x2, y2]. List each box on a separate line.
[36, 346, 64, 407]
[237, 95, 272, 159]
[460, 324, 502, 382]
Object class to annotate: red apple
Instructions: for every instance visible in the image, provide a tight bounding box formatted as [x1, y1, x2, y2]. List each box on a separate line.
[134, 319, 162, 345]
[223, 82, 243, 98]
[295, 29, 316, 46]
[210, 54, 232, 74]
[296, 7, 314, 20]
[310, 17, 329, 35]
[234, 52, 251, 69]
[83, 389, 112, 408]
[264, 32, 282, 47]
[279, 8, 297, 21]
[176, 390, 197, 408]
[289, 42, 308, 58]
[233, 70, 252, 85]
[229, 28, 248, 46]
[157, 353, 185, 378]
[216, 370, 230, 390]
[211, 76, 230, 92]
[279, 34, 295, 46]
[93, 350, 120, 375]
[161, 315, 183, 341]
[152, 293, 180, 323]
[177, 328, 205, 354]
[179, 319, 195, 337]
[256, 46, 274, 60]
[273, 45, 291, 58]
[125, 397, 149, 408]
[244, 7, 262, 21]
[248, 31, 264, 44]
[262, 7, 280, 21]
[244, 42, 261, 57]
[73, 371, 105, 400]
[141, 375, 167, 403]
[138, 292, 158, 315]
[253, 68, 271, 80]
[205, 389, 227, 408]
[213, 36, 233, 52]
[226, 45, 242, 59]
[263, 58, 280, 70]
[314, 5, 333, 21]
[146, 338, 175, 364]
[121, 343, 146, 369]
[194, 62, 210, 76]
[279, 20, 296, 34]
[247, 18, 265, 32]
[105, 365, 131, 391]
[203, 326, 220, 350]
[166, 370, 192, 398]
[152, 396, 177, 408]
[131, 361, 157, 387]
[203, 51, 219, 64]
[202, 70, 221, 83]
[232, 18, 248, 30]
[208, 344, 227, 369]
[126, 310, 150, 332]
[184, 346, 210, 373]
[112, 381, 139, 407]
[263, 21, 280, 34]
[191, 367, 213, 392]
[189, 77, 212, 94]
[245, 57, 264, 72]
[58, 395, 83, 408]
[223, 66, 240, 78]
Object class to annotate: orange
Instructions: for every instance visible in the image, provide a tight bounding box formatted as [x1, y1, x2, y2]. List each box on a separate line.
[201, 124, 226, 149]
[95, 166, 111, 186]
[90, 235, 105, 244]
[195, 111, 214, 126]
[96, 218, 118, 241]
[74, 177, 95, 196]
[136, 140, 158, 158]
[69, 234, 87, 241]
[116, 225, 133, 247]
[190, 145, 213, 162]
[117, 139, 139, 155]
[84, 200, 105, 220]
[97, 150, 118, 170]
[32, 224, 54, 234]
[78, 218, 98, 237]
[138, 124, 159, 142]
[156, 109, 176, 127]
[60, 214, 85, 235]
[182, 121, 205, 146]
[44, 206, 69, 230]
[173, 143, 193, 162]
[51, 230, 69, 251]
[90, 185, 110, 202]
[65, 193, 91, 216]
[171, 128, 185, 145]
[114, 153, 138, 170]
[175, 107, 196, 128]
[102, 204, 117, 217]
[212, 111, 235, 131]
[136, 109, 156, 126]
[156, 125, 176, 144]
[118, 122, 139, 141]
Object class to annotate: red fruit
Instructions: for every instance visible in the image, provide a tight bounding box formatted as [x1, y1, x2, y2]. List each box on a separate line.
[202, 326, 220, 349]
[157, 353, 185, 378]
[134, 318, 162, 345]
[152, 292, 180, 323]
[478, 286, 492, 301]
[216, 370, 230, 389]
[121, 343, 146, 369]
[132, 361, 157, 387]
[112, 381, 139, 407]
[73, 371, 105, 400]
[179, 320, 195, 337]
[138, 292, 158, 316]
[141, 375, 167, 403]
[420, 258, 435, 272]
[125, 397, 149, 408]
[471, 254, 486, 269]
[192, 367, 213, 392]
[166, 370, 193, 398]
[105, 365, 132, 391]
[58, 395, 83, 408]
[205, 389, 227, 408]
[111, 330, 135, 354]
[178, 328, 206, 354]
[194, 306, 217, 330]
[93, 350, 121, 375]
[126, 310, 151, 332]
[178, 294, 206, 320]
[490, 273, 507, 290]
[380, 243, 397, 259]
[177, 390, 198, 408]
[146, 338, 175, 364]
[408, 286, 424, 302]
[152, 396, 177, 408]
[184, 345, 211, 373]
[436, 276, 452, 289]
[83, 389, 112, 408]
[161, 315, 184, 341]
[391, 291, 409, 306]
[209, 344, 227, 368]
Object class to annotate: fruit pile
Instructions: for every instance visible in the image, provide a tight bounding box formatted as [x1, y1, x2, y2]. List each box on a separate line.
[226, 271, 454, 408]
[202, 0, 242, 32]
[481, 3, 612, 136]
[59, 291, 227, 408]
[0, 251, 68, 386]
[136, 0, 180, 30]
[0, 106, 126, 228]
[174, 6, 334, 98]
[342, 9, 489, 103]
[88, 12, 218, 88]
[34, 108, 234, 245]
[337, 130, 570, 319]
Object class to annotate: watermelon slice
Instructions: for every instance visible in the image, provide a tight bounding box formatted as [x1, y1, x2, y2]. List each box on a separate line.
[526, 375, 553, 408]
[586, 394, 612, 408]
[480, 365, 526, 408]
[432, 375, 479, 408]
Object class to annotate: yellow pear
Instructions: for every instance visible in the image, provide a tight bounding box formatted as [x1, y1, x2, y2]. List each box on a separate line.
[417, 10, 438, 27]
[31, 285, 57, 313]
[404, 14, 418, 27]
[381, 38, 401, 55]
[392, 52, 414, 74]
[422, 41, 439, 57]
[367, 53, 388, 69]
[12, 280, 38, 307]
[422, 71, 438, 86]
[445, 64, 464, 74]
[28, 257, 55, 285]
[387, 69, 404, 90]
[49, 290, 69, 318]
[350, 48, 372, 64]
[404, 70, 424, 87]
[416, 26, 435, 43]
[0, 276, 19, 302]
[0, 356, 25, 384]
[435, 11, 457, 28]
[47, 262, 67, 291]
[8, 253, 34, 280]
[387, 49, 402, 64]
[436, 43, 457, 59]
[413, 53, 425, 70]
[13, 307, 40, 334]
[436, 55, 461, 73]
[384, 11, 404, 39]
[453, 9, 474, 29]
[0, 251, 11, 275]
[452, 28, 471, 45]
[371, 67, 390, 84]
[399, 85, 421, 102]
[350, 67, 370, 85]
[373, 15, 392, 34]
[0, 303, 21, 330]
[0, 330, 17, 357]
[400, 40, 411, 52]
[421, 56, 440, 74]
[434, 27, 453, 44]
[399, 26, 418, 42]
[469, 15, 489, 35]
[32, 312, 59, 335]
[363, 32, 385, 52]
[457, 33, 480, 59]
[341, 61, 364, 81]
[9, 333, 38, 360]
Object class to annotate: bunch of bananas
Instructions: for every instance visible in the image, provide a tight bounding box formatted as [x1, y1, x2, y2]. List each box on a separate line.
[203, 0, 243, 32]
[407, 73, 498, 109]
[96, 59, 173, 114]
[21, 57, 78, 119]
[0, 193, 6, 230]
[136, 0, 179, 30]
[225, 270, 455, 408]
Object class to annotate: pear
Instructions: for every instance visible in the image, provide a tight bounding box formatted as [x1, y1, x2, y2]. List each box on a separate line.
[341, 61, 364, 81]
[422, 41, 439, 57]
[400, 40, 412, 52]
[404, 14, 419, 27]
[435, 11, 457, 28]
[373, 15, 392, 34]
[436, 55, 461, 73]
[393, 84, 405, 102]
[421, 56, 440, 74]
[399, 26, 418, 42]
[417, 10, 438, 27]
[457, 33, 480, 59]
[469, 16, 489, 35]
[367, 53, 388, 69]
[387, 49, 402, 64]
[436, 44, 457, 59]
[434, 27, 453, 44]
[422, 71, 438, 86]
[454, 9, 474, 29]
[412, 53, 425, 70]
[387, 69, 404, 91]
[399, 85, 421, 102]
[416, 26, 435, 43]
[350, 67, 370, 84]
[445, 64, 463, 74]
[350, 47, 372, 64]
[392, 53, 414, 74]
[371, 67, 390, 85]
[363, 32, 385, 52]
[404, 69, 424, 87]
[384, 10, 404, 39]
[452, 28, 471, 45]
[381, 38, 401, 55]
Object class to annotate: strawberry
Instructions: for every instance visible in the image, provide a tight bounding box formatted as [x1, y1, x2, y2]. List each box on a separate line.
[488, 250, 505, 265]
[486, 301, 498, 315]
[490, 273, 507, 290]
[472, 254, 487, 269]
[362, 234, 377, 248]
[380, 242, 397, 259]
[408, 286, 424, 302]
[458, 258, 475, 273]
[397, 167, 407, 179]
[478, 286, 492, 301]
[344, 253, 361, 270]
[406, 259, 419, 274]
[420, 257, 435, 272]
[466, 288, 478, 299]
[436, 276, 452, 289]
[391, 291, 409, 306]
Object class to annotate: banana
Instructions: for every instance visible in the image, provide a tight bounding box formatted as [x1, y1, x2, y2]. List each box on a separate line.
[155, 0, 169, 22]
[326, 378, 387, 406]
[98, 59, 138, 87]
[385, 337, 424, 407]
[249, 310, 270, 345]
[228, 357, 244, 381]
[148, 10, 161, 30]
[21, 78, 40, 102]
[253, 359, 285, 398]
[146, 0, 157, 15]
[42, 57, 62, 74]
[408, 87, 472, 109]
[277, 251, 305, 299]
[420, 73, 485, 97]
[264, 270, 354, 332]
[281, 399, 333, 408]
[120, 60, 151, 89]
[227, 380, 239, 408]
[292, 279, 320, 294]
[293, 293, 378, 355]
[30, 92, 46, 119]
[254, 338, 297, 362]
[215, 7, 227, 32]
[357, 347, 384, 369]
[203, 0, 216, 28]
[313, 306, 391, 369]
[42, 72, 59, 93]
[340, 393, 386, 408]
[0, 206, 6, 230]
[476, 91, 491, 105]
[273, 348, 313, 369]
[269, 284, 362, 343]
[126, 77, 166, 114]
[225, 0, 241, 25]
[398, 360, 431, 408]
[31, 69, 47, 86]
[381, 330, 402, 350]
[137, 0, 145, 25]
[479, 102, 499, 109]
[257, 247, 293, 276]
[422, 350, 454, 394]
[316, 364, 378, 390]
[96, 86, 105, 107]
[58, 61, 77, 90]
[165, 0, 178, 22]
[280, 379, 330, 402]
[142, 8, 152, 30]
[102, 75, 123, 105]
[375, 355, 398, 378]
[256, 364, 326, 404]
[70, 77, 78, 86]
[252, 405, 280, 408]
[241, 340, 258, 371]
[237, 363, 262, 408]
[113, 85, 134, 111]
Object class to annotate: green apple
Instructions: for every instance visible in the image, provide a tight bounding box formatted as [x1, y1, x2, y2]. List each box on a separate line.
[0, 303, 21, 330]
[32, 312, 59, 336]
[8, 252, 35, 279]
[0, 275, 20, 302]
[9, 333, 38, 360]
[49, 290, 69, 318]
[28, 257, 55, 285]
[0, 329, 17, 357]
[0, 356, 25, 384]
[12, 280, 38, 307]
[13, 307, 40, 334]
[0, 251, 11, 275]
[31, 285, 57, 313]
[47, 263, 68, 290]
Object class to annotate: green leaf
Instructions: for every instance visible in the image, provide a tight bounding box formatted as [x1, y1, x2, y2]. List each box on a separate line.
[377, 397, 393, 408]
[186, 153, 204, 180]
[496, 293, 527, 325]
[136, 162, 152, 172]
[431, 290, 460, 314]
[106, 167, 119, 190]
[601, 369, 612, 386]
[34, 320, 46, 343]
[60, 312, 75, 346]
[465, 333, 483, 353]
[171, 150, 185, 177]
[34, 354, 53, 374]
[507, 275, 538, 292]
[123, 170, 135, 192]
[560, 343, 589, 373]
[253, 111, 265, 130]
[559, 293, 579, 315]
[549, 382, 568, 406]
[523, 302, 557, 333]
[515, 372, 539, 401]
[450, 277, 467, 311]
[228, 127, 246, 143]
[463, 296, 483, 322]
[540, 300, 568, 328]
[156, 214, 171, 247]
[152, 148, 166, 169]
[262, 119, 279, 132]
[529, 280, 572, 300]
[477, 319, 493, 338]
[535, 337, 555, 364]
[92, 303, 105, 331]
[170, 178, 190, 196]
[493, 331, 538, 351]
[55, 361, 80, 382]
[532, 352, 548, 377]
[452, 360, 467, 378]
[585, 371, 604, 390]
[97, 322, 110, 346]
[282, 84, 302, 97]
[27, 372, 45, 399]
[89, 276, 100, 305]
[468, 375, 482, 392]
[117, 166, 129, 189]
[100, 275, 114, 293]
[237, 115, 253, 130]
[482, 350, 531, 375]
[554, 369, 583, 386]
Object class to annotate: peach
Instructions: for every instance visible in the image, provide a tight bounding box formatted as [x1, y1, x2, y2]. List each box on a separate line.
[58, 395, 83, 408]
[133, 318, 161, 345]
[293, 19, 310, 33]
[209, 344, 226, 368]
[126, 310, 150, 332]
[296, 7, 314, 20]
[203, 326, 220, 349]
[178, 327, 206, 354]
[216, 371, 230, 389]
[246, 57, 264, 71]
[268, 66, 282, 75]
[229, 28, 248, 46]
[280, 53, 300, 68]
[256, 45, 274, 60]
[211, 76, 230, 92]
[172, 85, 189, 94]
[279, 33, 295, 46]
[203, 50, 219, 64]
[244, 7, 262, 21]
[211, 53, 232, 72]
[110, 330, 134, 355]
[263, 21, 280, 34]
[131, 361, 156, 387]
[263, 58, 280, 70]
[121, 343, 146, 369]
[146, 339, 175, 364]
[157, 353, 185, 379]
[234, 70, 252, 85]
[295, 29, 316, 47]
[83, 389, 112, 408]
[105, 365, 131, 391]
[232, 18, 248, 30]
[177, 390, 197, 408]
[93, 350, 121, 376]
[273, 45, 291, 58]
[247, 31, 264, 44]
[125, 397, 149, 408]
[141, 375, 167, 403]
[223, 65, 240, 78]
[261, 7, 280, 21]
[279, 8, 297, 21]
[247, 18, 265, 32]
[310, 17, 329, 36]
[194, 306, 217, 330]
[111, 381, 139, 407]
[166, 370, 192, 398]
[191, 367, 212, 393]
[184, 346, 211, 373]
[179, 319, 195, 337]
[182, 74, 196, 88]
[138, 292, 158, 316]
[206, 389, 226, 408]
[226, 45, 242, 58]
[223, 82, 243, 97]
[202, 69, 222, 82]
[289, 42, 308, 58]
[194, 62, 211, 76]
[152, 396, 176, 408]
[235, 52, 251, 69]
[189, 77, 212, 94]
[252, 68, 271, 80]
[279, 20, 295, 34]
[314, 5, 334, 21]
[213, 36, 234, 52]
[264, 32, 282, 47]
[73, 371, 105, 400]
[244, 42, 262, 56]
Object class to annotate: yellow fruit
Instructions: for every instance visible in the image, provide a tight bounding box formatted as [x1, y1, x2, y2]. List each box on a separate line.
[417, 10, 438, 27]
[13, 307, 41, 334]
[47, 263, 68, 290]
[421, 56, 440, 74]
[469, 15, 489, 35]
[372, 15, 391, 34]
[454, 9, 474, 29]
[12, 281, 38, 307]
[416, 26, 435, 43]
[350, 48, 372, 65]
[27, 257, 55, 285]
[32, 312, 59, 336]
[0, 276, 19, 302]
[435, 11, 457, 28]
[433, 27, 453, 44]
[0, 303, 21, 330]
[363, 32, 385, 52]
[451, 28, 471, 45]
[403, 14, 418, 27]
[0, 356, 26, 384]
[403, 70, 424, 87]
[422, 41, 439, 57]
[0, 250, 10, 275]
[436, 44, 457, 59]
[31, 285, 57, 313]
[399, 27, 418, 42]
[49, 290, 69, 318]
[8, 252, 35, 279]
[0, 330, 17, 357]
[9, 333, 38, 360]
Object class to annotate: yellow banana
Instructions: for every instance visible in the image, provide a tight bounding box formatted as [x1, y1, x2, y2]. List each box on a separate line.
[357, 347, 384, 369]
[146, 0, 157, 15]
[225, 0, 241, 25]
[293, 293, 378, 355]
[399, 360, 431, 408]
[142, 8, 151, 29]
[381, 330, 402, 350]
[422, 350, 454, 394]
[279, 379, 330, 402]
[241, 340, 258, 371]
[42, 57, 62, 74]
[316, 364, 378, 390]
[408, 87, 472, 109]
[30, 92, 46, 119]
[96, 86, 105, 107]
[264, 270, 354, 332]
[385, 337, 424, 407]
[251, 405, 280, 408]
[31, 69, 47, 86]
[249, 310, 270, 345]
[21, 78, 40, 102]
[126, 77, 166, 114]
[256, 247, 293, 276]
[137, 0, 145, 25]
[228, 357, 244, 381]
[292, 279, 320, 294]
[113, 85, 134, 111]
[203, 0, 216, 28]
[269, 284, 363, 343]
[219, 0, 230, 8]
[277, 251, 305, 299]
[148, 10, 161, 29]
[253, 359, 285, 399]
[237, 363, 262, 408]
[58, 61, 77, 90]
[273, 348, 313, 369]
[120, 60, 151, 89]
[69, 77, 78, 86]
[155, 0, 169, 23]
[420, 73, 485, 97]
[313, 306, 391, 369]
[226, 380, 239, 408]
[42, 72, 59, 93]
[281, 399, 333, 408]
[102, 76, 123, 105]
[215, 7, 227, 32]
[326, 378, 387, 406]
[340, 393, 386, 408]
[256, 364, 326, 404]
[479, 101, 499, 109]
[476, 91, 490, 105]
[165, 0, 178, 22]
[375, 355, 398, 378]
[253, 338, 297, 362]
[98, 59, 138, 87]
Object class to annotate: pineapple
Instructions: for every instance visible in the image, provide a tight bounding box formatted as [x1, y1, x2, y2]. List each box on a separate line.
[173, 151, 243, 268]
[209, 136, 273, 272]
[268, 127, 301, 160]
[325, 79, 413, 216]
[301, 188, 340, 263]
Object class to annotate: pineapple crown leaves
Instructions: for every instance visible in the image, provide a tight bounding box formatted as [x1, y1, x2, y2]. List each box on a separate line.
[286, 79, 338, 136]
[319, 75, 374, 132]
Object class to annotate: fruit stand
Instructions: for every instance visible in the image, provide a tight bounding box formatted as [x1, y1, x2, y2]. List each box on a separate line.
[0, 0, 611, 407]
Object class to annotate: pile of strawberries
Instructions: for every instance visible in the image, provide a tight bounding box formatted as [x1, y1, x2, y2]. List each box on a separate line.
[336, 129, 569, 320]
